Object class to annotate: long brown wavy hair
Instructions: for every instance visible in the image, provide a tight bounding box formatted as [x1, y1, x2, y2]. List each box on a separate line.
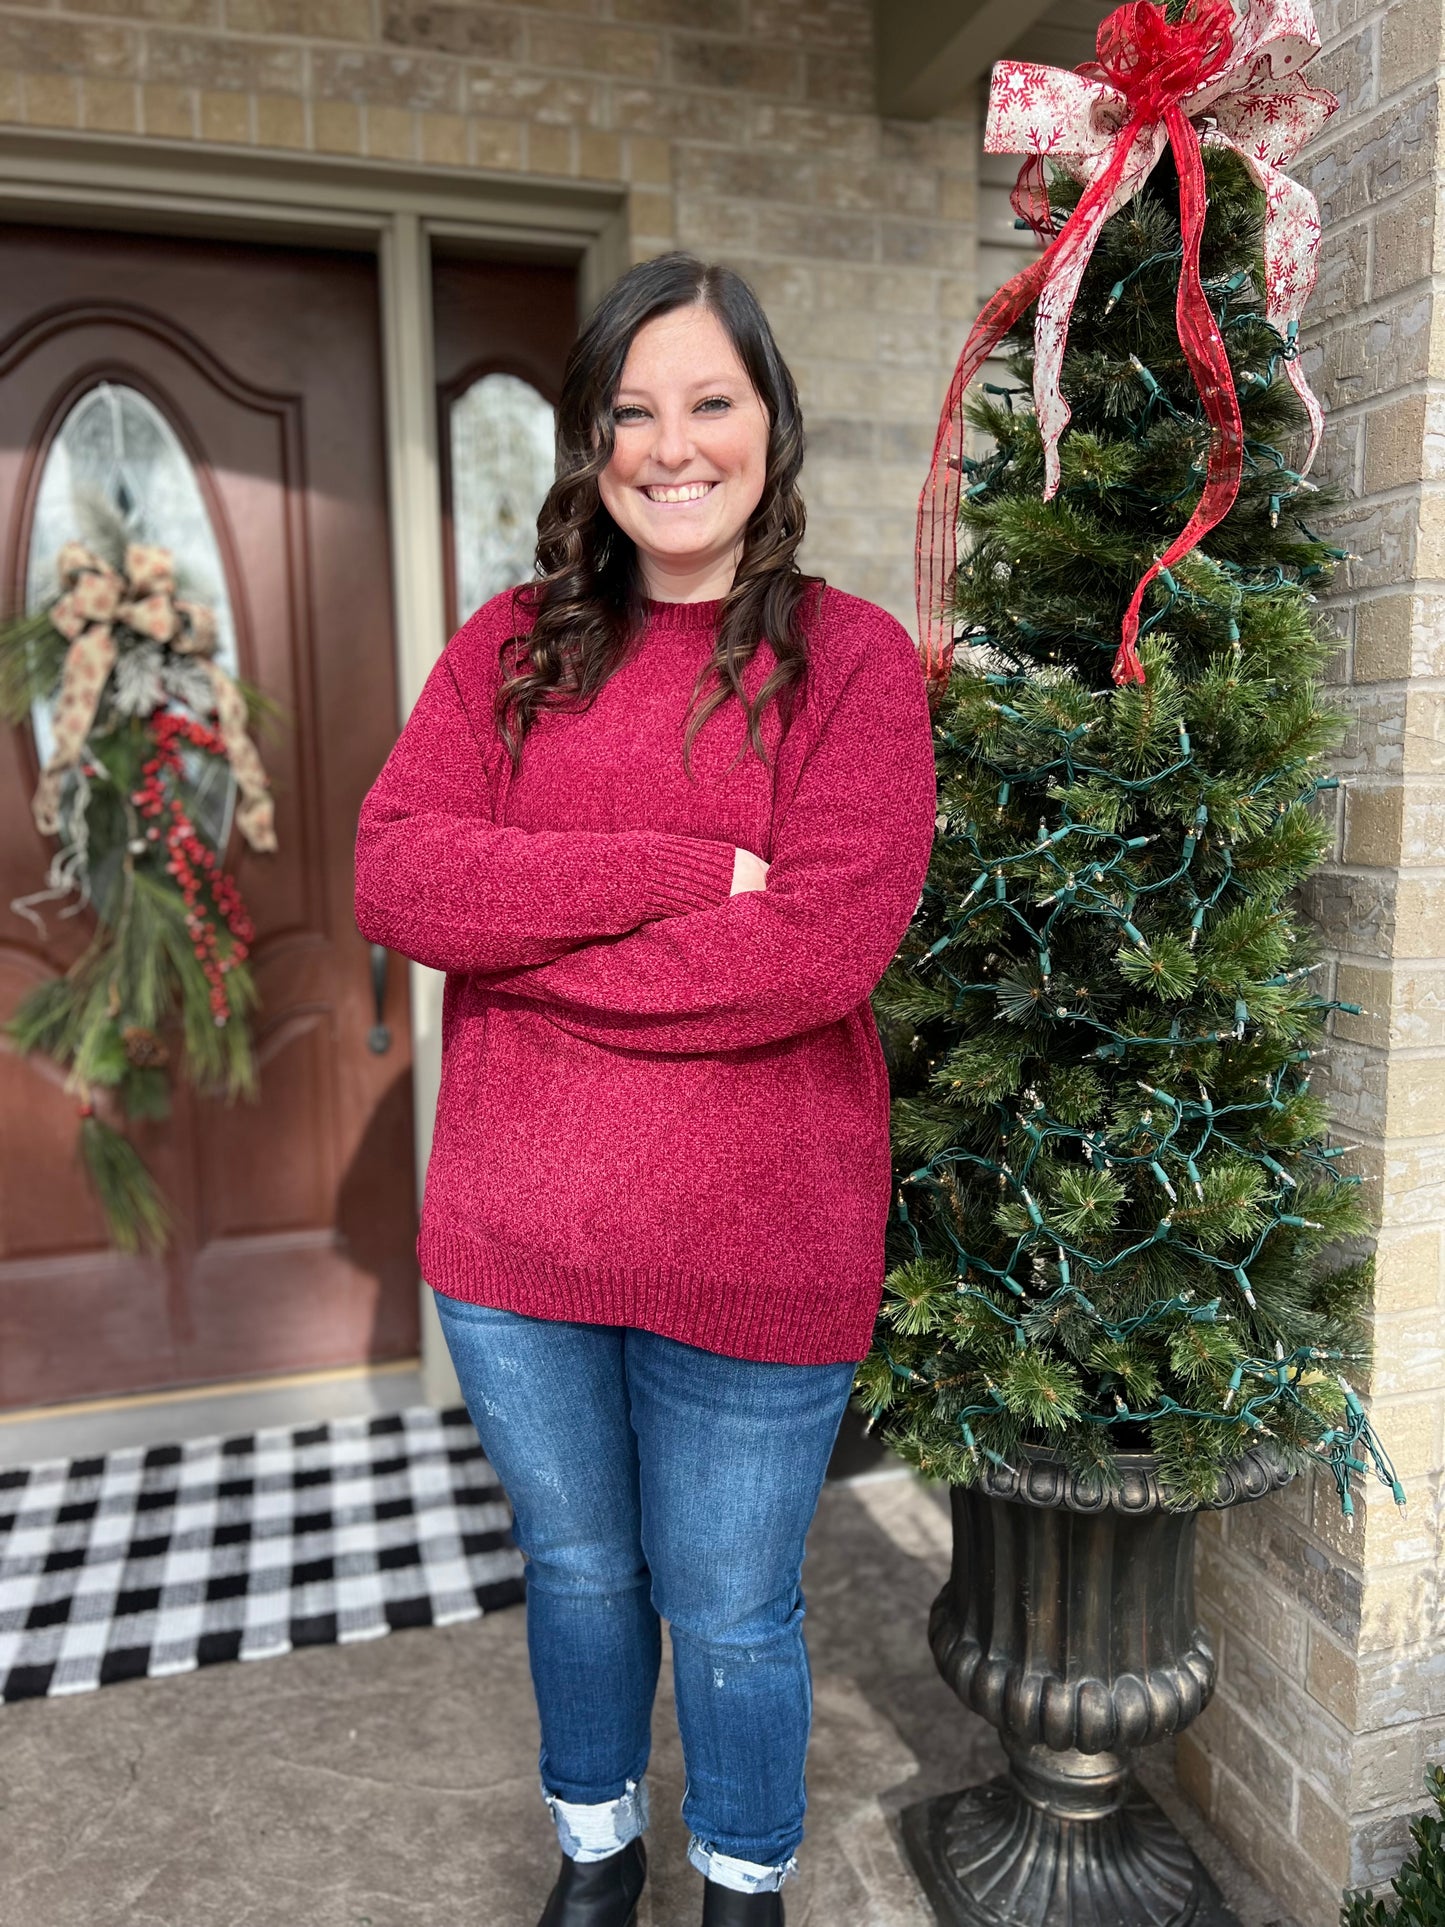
[494, 251, 824, 778]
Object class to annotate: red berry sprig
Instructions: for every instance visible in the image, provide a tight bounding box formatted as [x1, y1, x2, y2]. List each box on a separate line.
[130, 711, 256, 1027]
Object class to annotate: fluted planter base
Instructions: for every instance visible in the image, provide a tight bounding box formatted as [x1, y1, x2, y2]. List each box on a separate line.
[901, 1781, 1239, 1927]
[900, 1445, 1290, 1926]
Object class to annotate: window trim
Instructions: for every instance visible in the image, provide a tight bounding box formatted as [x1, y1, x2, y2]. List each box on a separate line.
[441, 365, 556, 635]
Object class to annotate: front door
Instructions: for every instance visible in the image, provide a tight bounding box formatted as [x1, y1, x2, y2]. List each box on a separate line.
[0, 225, 418, 1407]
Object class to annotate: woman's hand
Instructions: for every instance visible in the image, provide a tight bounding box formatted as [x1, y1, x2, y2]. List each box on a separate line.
[730, 847, 770, 895]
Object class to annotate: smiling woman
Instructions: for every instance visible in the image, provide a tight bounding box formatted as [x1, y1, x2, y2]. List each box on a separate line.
[597, 306, 770, 605]
[493, 254, 818, 794]
[353, 250, 938, 1927]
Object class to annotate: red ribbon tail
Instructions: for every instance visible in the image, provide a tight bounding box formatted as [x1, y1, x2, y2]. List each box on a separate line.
[1113, 103, 1245, 688]
[915, 253, 1054, 689]
[918, 125, 1146, 691]
[1111, 630, 1148, 686]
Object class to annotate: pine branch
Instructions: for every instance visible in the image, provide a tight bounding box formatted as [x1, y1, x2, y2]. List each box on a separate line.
[862, 146, 1398, 1515]
[79, 1115, 171, 1254]
[0, 612, 67, 721]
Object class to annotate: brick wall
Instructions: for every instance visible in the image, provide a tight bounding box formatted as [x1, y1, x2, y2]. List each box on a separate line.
[0, 0, 978, 627]
[1177, 0, 1445, 1919]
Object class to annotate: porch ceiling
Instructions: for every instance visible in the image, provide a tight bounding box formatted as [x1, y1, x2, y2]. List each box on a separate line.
[875, 0, 1114, 119]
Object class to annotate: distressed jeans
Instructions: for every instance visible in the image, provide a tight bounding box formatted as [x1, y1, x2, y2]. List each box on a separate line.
[432, 1291, 857, 1895]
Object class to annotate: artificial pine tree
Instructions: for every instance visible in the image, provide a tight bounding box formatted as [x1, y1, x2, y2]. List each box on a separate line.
[858, 146, 1401, 1512]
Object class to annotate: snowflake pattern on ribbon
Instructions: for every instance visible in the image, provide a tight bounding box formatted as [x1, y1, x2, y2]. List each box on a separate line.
[916, 0, 1337, 690]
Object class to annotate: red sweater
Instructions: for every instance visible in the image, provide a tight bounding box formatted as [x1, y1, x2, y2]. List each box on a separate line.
[354, 584, 937, 1364]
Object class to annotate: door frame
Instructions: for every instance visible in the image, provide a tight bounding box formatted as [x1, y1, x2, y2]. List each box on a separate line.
[0, 128, 626, 1407]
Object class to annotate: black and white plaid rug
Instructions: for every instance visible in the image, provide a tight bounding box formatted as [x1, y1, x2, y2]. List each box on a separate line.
[0, 1404, 524, 1703]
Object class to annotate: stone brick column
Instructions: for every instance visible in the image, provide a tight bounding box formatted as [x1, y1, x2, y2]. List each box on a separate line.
[1176, 0, 1445, 1920]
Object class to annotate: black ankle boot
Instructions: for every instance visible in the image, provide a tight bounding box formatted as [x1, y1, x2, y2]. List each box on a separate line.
[701, 1878, 785, 1925]
[537, 1835, 647, 1927]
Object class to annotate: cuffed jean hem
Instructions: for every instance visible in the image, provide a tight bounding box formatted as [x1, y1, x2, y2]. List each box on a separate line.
[687, 1836, 799, 1894]
[541, 1775, 650, 1864]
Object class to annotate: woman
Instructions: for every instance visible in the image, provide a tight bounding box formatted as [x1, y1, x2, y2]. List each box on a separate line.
[354, 252, 937, 1927]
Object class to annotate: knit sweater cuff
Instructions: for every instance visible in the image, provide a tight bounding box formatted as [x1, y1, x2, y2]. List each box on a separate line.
[645, 834, 737, 915]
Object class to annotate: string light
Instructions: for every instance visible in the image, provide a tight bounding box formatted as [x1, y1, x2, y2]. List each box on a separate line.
[865, 162, 1401, 1519]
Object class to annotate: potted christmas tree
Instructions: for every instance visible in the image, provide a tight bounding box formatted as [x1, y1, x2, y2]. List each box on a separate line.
[857, 3, 1403, 1920]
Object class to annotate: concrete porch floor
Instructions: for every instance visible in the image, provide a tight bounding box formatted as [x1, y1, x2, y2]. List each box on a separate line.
[0, 1440, 1302, 1926]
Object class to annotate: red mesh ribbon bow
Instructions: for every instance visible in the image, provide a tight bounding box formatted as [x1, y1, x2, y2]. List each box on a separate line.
[916, 0, 1336, 691]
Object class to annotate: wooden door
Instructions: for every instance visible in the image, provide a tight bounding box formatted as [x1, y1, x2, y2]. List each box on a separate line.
[0, 225, 417, 1408]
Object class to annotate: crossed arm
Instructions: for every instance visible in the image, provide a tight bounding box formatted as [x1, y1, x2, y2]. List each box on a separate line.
[354, 644, 736, 974]
[354, 613, 937, 1055]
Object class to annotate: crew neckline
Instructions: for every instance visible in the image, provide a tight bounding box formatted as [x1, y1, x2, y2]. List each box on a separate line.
[641, 594, 726, 633]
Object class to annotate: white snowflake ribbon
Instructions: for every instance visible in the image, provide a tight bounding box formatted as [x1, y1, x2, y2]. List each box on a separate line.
[916, 0, 1338, 690]
[985, 0, 1335, 498]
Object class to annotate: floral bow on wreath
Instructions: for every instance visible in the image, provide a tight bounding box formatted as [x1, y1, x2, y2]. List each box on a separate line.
[33, 540, 277, 853]
[916, 0, 1337, 690]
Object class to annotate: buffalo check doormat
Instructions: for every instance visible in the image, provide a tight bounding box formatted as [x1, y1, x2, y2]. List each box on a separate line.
[0, 1405, 525, 1702]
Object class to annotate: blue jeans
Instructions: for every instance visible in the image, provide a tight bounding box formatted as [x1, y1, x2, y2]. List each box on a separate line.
[432, 1291, 857, 1895]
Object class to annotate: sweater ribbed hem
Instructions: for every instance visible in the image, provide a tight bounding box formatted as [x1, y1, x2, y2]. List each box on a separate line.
[645, 833, 737, 916]
[418, 1212, 880, 1366]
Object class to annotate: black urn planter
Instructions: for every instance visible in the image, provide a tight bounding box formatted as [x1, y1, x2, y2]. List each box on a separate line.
[901, 1443, 1293, 1927]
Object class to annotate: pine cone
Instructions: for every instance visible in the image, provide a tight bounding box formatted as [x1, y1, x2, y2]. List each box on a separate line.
[121, 1025, 170, 1069]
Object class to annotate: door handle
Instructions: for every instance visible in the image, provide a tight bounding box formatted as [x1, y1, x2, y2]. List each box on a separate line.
[368, 942, 392, 1054]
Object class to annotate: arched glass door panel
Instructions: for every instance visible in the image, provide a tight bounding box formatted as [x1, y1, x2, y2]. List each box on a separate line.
[27, 381, 240, 850]
[448, 371, 555, 621]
